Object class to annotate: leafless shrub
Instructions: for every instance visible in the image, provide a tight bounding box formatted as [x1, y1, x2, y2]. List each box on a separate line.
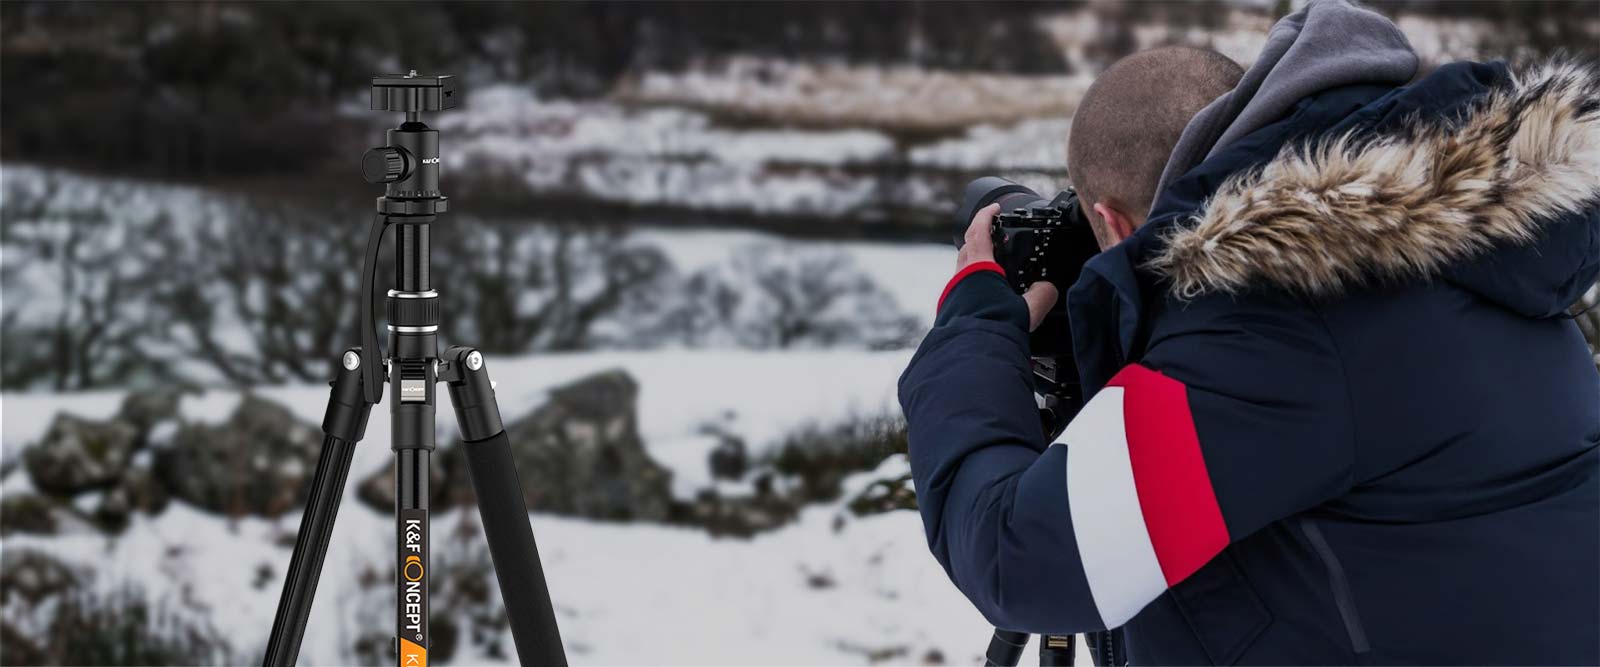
[0, 549, 233, 667]
[154, 204, 364, 385]
[659, 243, 920, 350]
[0, 176, 175, 389]
[431, 220, 676, 354]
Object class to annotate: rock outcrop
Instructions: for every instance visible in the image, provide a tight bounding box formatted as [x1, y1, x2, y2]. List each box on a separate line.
[153, 395, 323, 517]
[503, 370, 673, 521]
[355, 369, 676, 523]
[23, 415, 140, 495]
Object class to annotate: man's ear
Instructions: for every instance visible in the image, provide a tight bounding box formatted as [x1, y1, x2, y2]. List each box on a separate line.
[1092, 201, 1137, 249]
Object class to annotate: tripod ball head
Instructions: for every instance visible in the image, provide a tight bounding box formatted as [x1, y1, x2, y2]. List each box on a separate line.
[366, 71, 453, 216]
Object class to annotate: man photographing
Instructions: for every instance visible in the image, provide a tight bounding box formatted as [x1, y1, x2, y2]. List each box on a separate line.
[901, 0, 1599, 663]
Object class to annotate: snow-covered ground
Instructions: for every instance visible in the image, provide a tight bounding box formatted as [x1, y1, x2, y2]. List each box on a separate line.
[2, 469, 1088, 665]
[1, 349, 1092, 665]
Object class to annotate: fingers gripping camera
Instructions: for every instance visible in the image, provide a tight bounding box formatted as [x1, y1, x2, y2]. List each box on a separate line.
[952, 177, 1100, 295]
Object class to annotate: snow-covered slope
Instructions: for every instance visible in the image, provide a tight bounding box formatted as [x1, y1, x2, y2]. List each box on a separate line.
[1, 350, 1093, 665]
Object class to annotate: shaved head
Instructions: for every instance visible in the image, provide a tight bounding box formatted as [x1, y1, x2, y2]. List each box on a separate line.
[1068, 47, 1242, 231]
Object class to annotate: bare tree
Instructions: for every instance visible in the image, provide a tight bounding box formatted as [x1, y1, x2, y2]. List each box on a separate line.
[663, 243, 920, 350]
[431, 220, 675, 354]
[152, 203, 364, 385]
[1, 176, 169, 390]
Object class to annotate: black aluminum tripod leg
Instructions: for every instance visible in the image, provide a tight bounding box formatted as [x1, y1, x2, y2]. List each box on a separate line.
[265, 349, 376, 667]
[1087, 629, 1126, 666]
[462, 430, 566, 666]
[264, 434, 357, 666]
[442, 346, 568, 667]
[986, 629, 1030, 666]
[986, 631, 1077, 666]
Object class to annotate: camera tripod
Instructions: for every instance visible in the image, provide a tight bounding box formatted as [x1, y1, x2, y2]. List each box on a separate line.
[984, 628, 1125, 666]
[262, 72, 567, 667]
[981, 355, 1126, 667]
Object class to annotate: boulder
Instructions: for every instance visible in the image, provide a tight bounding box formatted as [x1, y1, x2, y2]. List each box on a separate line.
[708, 434, 749, 481]
[354, 448, 455, 512]
[845, 472, 918, 517]
[0, 550, 77, 664]
[91, 463, 170, 532]
[502, 370, 673, 521]
[0, 493, 69, 536]
[0, 548, 80, 606]
[115, 388, 183, 433]
[0, 548, 81, 663]
[154, 394, 323, 517]
[23, 414, 140, 495]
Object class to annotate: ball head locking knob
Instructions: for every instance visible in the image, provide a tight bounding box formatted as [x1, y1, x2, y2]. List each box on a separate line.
[362, 146, 408, 184]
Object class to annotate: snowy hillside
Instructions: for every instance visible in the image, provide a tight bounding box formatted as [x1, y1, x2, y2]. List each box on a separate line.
[1, 349, 1092, 665]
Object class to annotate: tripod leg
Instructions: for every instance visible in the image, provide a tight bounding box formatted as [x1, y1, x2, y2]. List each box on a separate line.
[265, 349, 376, 667]
[441, 346, 568, 667]
[1087, 628, 1127, 666]
[985, 629, 1029, 667]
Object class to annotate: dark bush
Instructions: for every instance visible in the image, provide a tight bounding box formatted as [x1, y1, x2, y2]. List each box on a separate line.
[769, 413, 908, 502]
[0, 176, 176, 389]
[659, 243, 921, 350]
[0, 581, 233, 666]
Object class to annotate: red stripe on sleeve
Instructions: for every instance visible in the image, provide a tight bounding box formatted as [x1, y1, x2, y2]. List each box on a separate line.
[937, 261, 1005, 311]
[1108, 364, 1230, 586]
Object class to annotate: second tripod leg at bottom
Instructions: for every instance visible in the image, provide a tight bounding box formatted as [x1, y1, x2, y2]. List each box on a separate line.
[442, 346, 568, 667]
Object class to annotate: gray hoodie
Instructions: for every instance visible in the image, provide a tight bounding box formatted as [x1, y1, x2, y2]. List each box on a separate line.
[1154, 0, 1419, 201]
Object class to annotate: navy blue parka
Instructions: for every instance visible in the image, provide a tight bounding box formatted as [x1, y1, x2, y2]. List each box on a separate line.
[899, 60, 1600, 664]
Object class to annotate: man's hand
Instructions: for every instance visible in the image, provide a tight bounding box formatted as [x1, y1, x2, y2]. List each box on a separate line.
[958, 202, 1001, 270]
[959, 203, 1059, 332]
[1023, 282, 1058, 332]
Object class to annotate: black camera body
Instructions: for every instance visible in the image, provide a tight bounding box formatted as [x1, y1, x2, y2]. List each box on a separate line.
[952, 176, 1100, 438]
[953, 177, 1097, 293]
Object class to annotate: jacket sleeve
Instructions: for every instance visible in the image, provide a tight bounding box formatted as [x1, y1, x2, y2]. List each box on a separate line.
[899, 271, 1355, 634]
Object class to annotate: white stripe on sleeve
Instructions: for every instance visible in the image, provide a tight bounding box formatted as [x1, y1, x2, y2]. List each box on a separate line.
[1060, 387, 1168, 628]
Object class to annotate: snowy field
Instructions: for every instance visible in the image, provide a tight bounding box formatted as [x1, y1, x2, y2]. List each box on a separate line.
[1, 349, 1092, 666]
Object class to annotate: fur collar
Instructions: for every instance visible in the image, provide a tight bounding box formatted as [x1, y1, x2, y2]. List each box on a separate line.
[1148, 59, 1600, 300]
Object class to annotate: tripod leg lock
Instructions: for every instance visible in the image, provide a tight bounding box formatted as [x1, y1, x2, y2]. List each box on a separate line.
[440, 346, 504, 443]
[323, 347, 377, 442]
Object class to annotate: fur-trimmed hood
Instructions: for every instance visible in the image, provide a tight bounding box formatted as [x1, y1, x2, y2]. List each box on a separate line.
[1148, 59, 1600, 309]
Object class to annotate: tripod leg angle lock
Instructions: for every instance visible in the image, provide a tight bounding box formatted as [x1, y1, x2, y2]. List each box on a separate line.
[263, 72, 567, 667]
